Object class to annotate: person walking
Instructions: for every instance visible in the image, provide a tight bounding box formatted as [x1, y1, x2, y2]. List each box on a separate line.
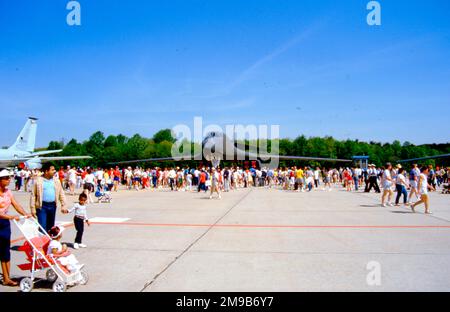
[209, 168, 221, 199]
[30, 163, 68, 232]
[67, 166, 78, 196]
[411, 166, 432, 214]
[381, 163, 394, 207]
[365, 164, 381, 193]
[0, 169, 30, 286]
[395, 167, 410, 206]
[408, 164, 420, 201]
[67, 193, 90, 249]
[353, 166, 361, 191]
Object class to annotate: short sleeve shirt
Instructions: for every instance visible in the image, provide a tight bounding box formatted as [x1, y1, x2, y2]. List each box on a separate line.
[0, 189, 13, 215]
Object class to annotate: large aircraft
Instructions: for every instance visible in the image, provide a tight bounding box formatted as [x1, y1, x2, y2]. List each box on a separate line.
[0, 117, 91, 169]
[112, 131, 352, 168]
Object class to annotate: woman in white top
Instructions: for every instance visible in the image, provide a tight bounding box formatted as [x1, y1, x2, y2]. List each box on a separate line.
[411, 167, 432, 214]
[395, 168, 410, 206]
[83, 169, 96, 204]
[209, 168, 221, 199]
[381, 163, 394, 207]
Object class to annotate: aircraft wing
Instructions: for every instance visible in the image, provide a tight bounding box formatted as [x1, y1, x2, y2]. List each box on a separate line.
[246, 152, 352, 163]
[38, 156, 92, 161]
[398, 153, 450, 163]
[109, 153, 206, 165]
[0, 156, 91, 168]
[110, 157, 182, 165]
[30, 150, 63, 157]
[275, 155, 352, 162]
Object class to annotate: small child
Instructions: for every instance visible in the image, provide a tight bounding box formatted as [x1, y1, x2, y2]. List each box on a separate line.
[67, 193, 90, 249]
[47, 226, 82, 273]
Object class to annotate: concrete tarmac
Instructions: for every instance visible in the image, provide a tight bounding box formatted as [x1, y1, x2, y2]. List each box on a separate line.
[1, 186, 449, 292]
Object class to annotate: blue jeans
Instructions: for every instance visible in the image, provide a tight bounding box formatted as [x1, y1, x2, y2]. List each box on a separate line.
[37, 202, 57, 233]
[353, 177, 359, 191]
[395, 184, 408, 204]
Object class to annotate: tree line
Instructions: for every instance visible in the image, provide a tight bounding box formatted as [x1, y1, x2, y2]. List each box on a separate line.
[45, 129, 450, 168]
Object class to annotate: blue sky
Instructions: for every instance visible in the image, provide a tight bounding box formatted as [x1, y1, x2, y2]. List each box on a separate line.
[1, 0, 449, 147]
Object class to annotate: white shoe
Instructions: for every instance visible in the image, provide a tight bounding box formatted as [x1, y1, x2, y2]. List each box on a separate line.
[79, 244, 87, 248]
[381, 204, 386, 208]
[73, 243, 79, 249]
[209, 196, 213, 199]
[388, 203, 394, 207]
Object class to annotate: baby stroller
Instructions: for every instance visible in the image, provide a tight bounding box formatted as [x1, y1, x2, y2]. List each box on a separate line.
[95, 184, 112, 203]
[13, 217, 89, 292]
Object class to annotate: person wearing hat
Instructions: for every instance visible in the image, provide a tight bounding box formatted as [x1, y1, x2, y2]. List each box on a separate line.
[47, 225, 82, 273]
[0, 169, 30, 286]
[30, 163, 68, 233]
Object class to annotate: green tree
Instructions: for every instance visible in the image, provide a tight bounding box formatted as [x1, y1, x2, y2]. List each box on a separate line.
[153, 129, 176, 144]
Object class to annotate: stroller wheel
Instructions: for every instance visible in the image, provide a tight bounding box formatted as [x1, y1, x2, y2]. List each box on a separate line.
[46, 269, 58, 282]
[20, 277, 33, 293]
[53, 280, 67, 293]
[79, 270, 89, 285]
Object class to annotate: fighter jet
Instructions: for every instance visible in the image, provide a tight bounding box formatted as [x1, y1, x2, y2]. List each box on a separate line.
[0, 117, 91, 169]
[111, 131, 352, 168]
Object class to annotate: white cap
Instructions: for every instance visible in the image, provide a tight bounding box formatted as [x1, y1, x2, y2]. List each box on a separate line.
[49, 225, 65, 239]
[0, 169, 13, 178]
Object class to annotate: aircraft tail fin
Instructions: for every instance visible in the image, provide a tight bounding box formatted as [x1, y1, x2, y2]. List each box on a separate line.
[9, 117, 38, 153]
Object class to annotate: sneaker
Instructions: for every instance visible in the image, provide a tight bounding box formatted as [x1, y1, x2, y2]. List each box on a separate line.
[381, 204, 386, 208]
[73, 243, 79, 249]
[79, 244, 87, 248]
[209, 196, 213, 199]
[425, 211, 433, 215]
[388, 203, 394, 207]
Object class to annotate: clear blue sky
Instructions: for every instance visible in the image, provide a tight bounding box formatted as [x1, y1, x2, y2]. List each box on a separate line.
[1, 0, 449, 148]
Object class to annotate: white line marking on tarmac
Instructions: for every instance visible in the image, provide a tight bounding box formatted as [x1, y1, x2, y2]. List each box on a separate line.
[56, 221, 73, 227]
[88, 217, 130, 223]
[56, 217, 130, 226]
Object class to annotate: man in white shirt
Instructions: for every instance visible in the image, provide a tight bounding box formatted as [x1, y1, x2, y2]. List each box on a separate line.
[365, 164, 380, 193]
[352, 166, 361, 191]
[193, 169, 200, 186]
[314, 168, 321, 189]
[168, 168, 176, 191]
[95, 168, 104, 188]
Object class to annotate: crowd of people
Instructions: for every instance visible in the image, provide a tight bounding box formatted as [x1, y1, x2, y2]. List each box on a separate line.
[12, 163, 450, 201]
[1, 162, 449, 287]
